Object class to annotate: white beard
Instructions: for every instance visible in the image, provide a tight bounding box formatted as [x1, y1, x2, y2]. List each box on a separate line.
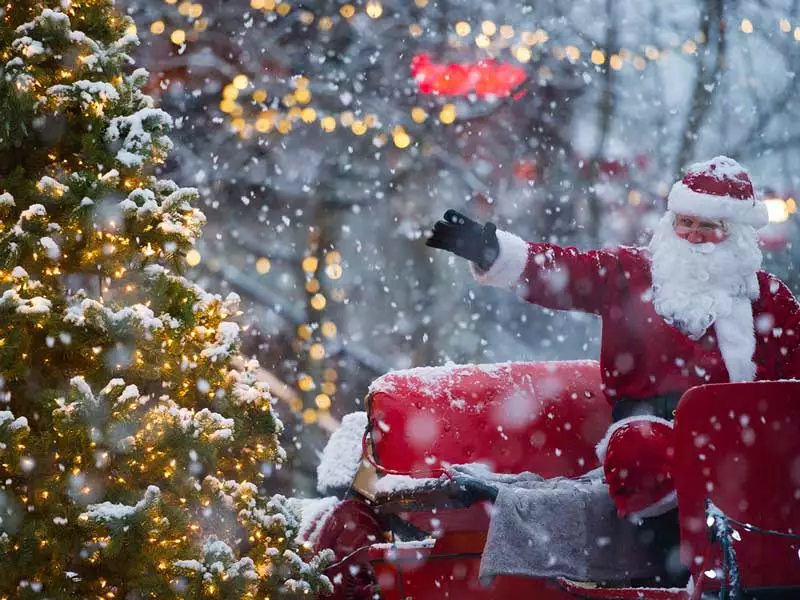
[648, 212, 762, 382]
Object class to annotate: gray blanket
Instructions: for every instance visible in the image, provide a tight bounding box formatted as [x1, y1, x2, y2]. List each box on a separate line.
[449, 464, 673, 585]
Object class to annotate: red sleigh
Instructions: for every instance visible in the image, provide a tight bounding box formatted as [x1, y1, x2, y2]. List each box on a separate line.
[309, 361, 800, 599]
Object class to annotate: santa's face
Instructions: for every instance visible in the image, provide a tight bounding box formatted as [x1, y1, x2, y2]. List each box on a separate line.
[648, 212, 762, 340]
[672, 214, 729, 244]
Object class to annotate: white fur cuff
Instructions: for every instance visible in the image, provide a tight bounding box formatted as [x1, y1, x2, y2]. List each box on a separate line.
[595, 415, 674, 464]
[470, 229, 530, 289]
[667, 181, 769, 229]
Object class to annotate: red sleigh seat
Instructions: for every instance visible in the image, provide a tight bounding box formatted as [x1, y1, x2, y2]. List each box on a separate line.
[674, 380, 800, 594]
[366, 360, 610, 481]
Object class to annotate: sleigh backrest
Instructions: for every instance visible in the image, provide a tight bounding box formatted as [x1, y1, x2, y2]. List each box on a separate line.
[674, 381, 800, 589]
[366, 361, 610, 478]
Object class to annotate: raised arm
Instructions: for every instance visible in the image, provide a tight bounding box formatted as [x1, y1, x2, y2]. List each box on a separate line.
[471, 229, 622, 314]
[426, 210, 622, 315]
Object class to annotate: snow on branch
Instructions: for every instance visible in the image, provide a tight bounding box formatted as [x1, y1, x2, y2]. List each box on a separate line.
[174, 536, 258, 583]
[79, 485, 161, 523]
[106, 108, 174, 169]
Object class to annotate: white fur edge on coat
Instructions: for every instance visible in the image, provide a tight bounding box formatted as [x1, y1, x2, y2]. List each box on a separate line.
[595, 415, 674, 465]
[626, 489, 679, 521]
[667, 181, 768, 229]
[470, 229, 530, 289]
[714, 300, 758, 383]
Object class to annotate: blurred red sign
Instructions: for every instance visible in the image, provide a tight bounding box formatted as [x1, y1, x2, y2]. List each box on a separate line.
[411, 53, 527, 97]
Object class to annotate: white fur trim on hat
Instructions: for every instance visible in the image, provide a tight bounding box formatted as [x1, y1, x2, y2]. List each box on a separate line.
[470, 229, 530, 289]
[667, 181, 769, 229]
[595, 415, 674, 464]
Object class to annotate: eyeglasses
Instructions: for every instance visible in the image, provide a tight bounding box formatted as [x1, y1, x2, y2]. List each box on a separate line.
[673, 216, 727, 235]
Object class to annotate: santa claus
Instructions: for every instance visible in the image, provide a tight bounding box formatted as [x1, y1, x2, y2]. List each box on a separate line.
[427, 156, 800, 520]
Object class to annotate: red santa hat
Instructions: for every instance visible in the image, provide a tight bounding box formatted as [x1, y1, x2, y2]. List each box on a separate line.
[667, 156, 768, 229]
[596, 416, 677, 521]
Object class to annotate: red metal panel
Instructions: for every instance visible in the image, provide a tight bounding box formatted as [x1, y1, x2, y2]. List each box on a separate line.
[673, 381, 800, 589]
[402, 505, 494, 534]
[314, 499, 386, 600]
[367, 361, 609, 478]
[555, 579, 689, 599]
[369, 533, 572, 599]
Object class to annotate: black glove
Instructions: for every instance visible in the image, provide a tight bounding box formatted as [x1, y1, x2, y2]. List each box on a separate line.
[449, 473, 499, 506]
[426, 209, 500, 271]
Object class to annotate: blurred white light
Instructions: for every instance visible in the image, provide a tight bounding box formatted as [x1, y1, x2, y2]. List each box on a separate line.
[765, 198, 790, 223]
[186, 249, 202, 266]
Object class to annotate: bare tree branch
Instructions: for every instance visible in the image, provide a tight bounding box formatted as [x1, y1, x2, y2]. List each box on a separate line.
[730, 7, 800, 159]
[674, 0, 726, 176]
[585, 0, 617, 246]
[737, 133, 800, 160]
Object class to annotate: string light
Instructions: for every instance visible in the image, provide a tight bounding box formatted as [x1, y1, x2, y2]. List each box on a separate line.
[365, 1, 383, 19]
[439, 104, 456, 124]
[351, 120, 367, 135]
[310, 294, 326, 310]
[170, 29, 186, 45]
[301, 256, 319, 273]
[298, 375, 315, 391]
[314, 394, 331, 410]
[185, 249, 201, 266]
[473, 33, 489, 48]
[565, 46, 580, 61]
[393, 127, 411, 148]
[256, 257, 271, 273]
[590, 49, 606, 65]
[324, 263, 343, 279]
[320, 116, 336, 132]
[514, 46, 532, 63]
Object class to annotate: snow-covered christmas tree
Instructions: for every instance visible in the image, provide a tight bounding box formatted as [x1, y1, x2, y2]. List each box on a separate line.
[0, 2, 331, 598]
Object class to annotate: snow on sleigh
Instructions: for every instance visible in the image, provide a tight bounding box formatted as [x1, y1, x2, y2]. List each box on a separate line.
[306, 361, 800, 599]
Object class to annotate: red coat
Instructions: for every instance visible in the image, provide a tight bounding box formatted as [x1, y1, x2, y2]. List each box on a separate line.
[475, 231, 800, 402]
